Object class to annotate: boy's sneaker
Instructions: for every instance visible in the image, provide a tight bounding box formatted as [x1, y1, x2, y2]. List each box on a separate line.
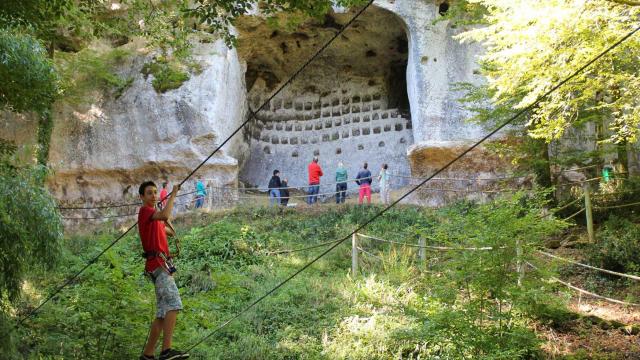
[139, 354, 156, 360]
[159, 348, 190, 360]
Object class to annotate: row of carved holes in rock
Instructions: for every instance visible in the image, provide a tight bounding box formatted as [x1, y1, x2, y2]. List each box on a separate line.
[263, 138, 407, 156]
[257, 112, 407, 132]
[255, 102, 390, 122]
[255, 123, 408, 144]
[252, 94, 383, 111]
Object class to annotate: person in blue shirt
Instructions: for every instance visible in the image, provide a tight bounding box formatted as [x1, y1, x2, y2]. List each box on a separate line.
[195, 178, 207, 208]
[355, 162, 372, 204]
[268, 170, 282, 207]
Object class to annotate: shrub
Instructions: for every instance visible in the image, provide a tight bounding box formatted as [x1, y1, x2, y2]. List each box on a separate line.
[588, 215, 640, 274]
[141, 58, 190, 93]
[0, 29, 59, 113]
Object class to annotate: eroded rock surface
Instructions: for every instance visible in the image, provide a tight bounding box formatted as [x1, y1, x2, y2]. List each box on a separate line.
[47, 39, 249, 212]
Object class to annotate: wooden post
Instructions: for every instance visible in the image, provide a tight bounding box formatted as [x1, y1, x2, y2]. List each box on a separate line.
[516, 238, 524, 287]
[352, 233, 358, 276]
[207, 183, 213, 210]
[583, 182, 595, 243]
[418, 237, 426, 265]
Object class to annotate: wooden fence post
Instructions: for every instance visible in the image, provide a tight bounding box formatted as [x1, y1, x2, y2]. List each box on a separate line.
[352, 233, 358, 276]
[583, 182, 595, 243]
[516, 238, 524, 287]
[207, 183, 213, 210]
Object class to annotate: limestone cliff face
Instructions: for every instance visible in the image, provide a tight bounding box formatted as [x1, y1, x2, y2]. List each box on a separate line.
[47, 39, 249, 210]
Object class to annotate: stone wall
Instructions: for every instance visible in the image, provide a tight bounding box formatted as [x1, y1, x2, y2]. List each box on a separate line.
[241, 89, 413, 189]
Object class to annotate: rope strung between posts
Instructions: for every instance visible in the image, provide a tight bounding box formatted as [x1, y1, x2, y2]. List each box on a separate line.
[554, 196, 583, 213]
[557, 165, 599, 173]
[62, 212, 138, 220]
[356, 233, 497, 251]
[390, 173, 531, 182]
[562, 208, 585, 221]
[556, 177, 603, 187]
[537, 251, 640, 281]
[594, 200, 640, 210]
[265, 238, 345, 255]
[18, 0, 377, 324]
[58, 190, 198, 210]
[184, 20, 640, 353]
[526, 262, 640, 307]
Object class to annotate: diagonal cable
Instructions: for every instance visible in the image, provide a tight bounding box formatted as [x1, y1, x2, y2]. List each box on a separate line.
[185, 23, 640, 352]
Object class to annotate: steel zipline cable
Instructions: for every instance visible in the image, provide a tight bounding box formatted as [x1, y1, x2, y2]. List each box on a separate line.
[17, 0, 377, 325]
[184, 24, 640, 352]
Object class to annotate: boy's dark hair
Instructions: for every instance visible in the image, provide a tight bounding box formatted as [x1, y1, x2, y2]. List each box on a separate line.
[162, 182, 168, 188]
[363, 162, 368, 169]
[383, 163, 388, 170]
[273, 169, 280, 176]
[139, 181, 157, 196]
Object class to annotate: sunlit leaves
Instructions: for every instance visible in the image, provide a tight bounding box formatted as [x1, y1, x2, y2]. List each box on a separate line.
[457, 0, 640, 143]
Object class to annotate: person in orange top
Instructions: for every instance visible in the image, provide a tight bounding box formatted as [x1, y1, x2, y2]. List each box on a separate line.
[138, 181, 189, 360]
[307, 156, 323, 204]
[159, 182, 169, 209]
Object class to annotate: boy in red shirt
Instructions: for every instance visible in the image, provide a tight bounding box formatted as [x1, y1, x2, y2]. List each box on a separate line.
[138, 181, 189, 360]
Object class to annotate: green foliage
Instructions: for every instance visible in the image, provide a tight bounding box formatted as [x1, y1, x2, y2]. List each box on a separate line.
[56, 47, 134, 104]
[188, 0, 369, 47]
[401, 193, 567, 358]
[456, 0, 640, 144]
[0, 164, 63, 302]
[142, 58, 191, 93]
[588, 215, 640, 274]
[0, 29, 59, 114]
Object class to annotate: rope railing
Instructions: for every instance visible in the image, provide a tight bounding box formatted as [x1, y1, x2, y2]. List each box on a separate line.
[57, 190, 199, 211]
[594, 200, 640, 210]
[562, 208, 585, 221]
[390, 172, 532, 182]
[62, 212, 138, 220]
[526, 262, 640, 307]
[356, 233, 497, 251]
[537, 251, 640, 281]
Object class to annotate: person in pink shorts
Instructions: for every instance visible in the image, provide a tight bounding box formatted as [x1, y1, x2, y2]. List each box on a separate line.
[355, 162, 372, 204]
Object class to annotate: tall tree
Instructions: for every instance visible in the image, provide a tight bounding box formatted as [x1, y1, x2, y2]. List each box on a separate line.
[456, 0, 640, 145]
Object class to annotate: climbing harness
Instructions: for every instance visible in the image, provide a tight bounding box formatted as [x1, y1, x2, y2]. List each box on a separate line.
[142, 220, 181, 276]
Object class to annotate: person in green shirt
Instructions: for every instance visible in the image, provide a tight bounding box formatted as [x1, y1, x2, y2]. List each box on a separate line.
[335, 161, 348, 204]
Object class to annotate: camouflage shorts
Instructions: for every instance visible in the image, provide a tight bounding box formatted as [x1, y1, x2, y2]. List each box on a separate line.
[151, 268, 183, 318]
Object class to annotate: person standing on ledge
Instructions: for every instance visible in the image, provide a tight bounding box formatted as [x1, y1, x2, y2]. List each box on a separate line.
[378, 163, 390, 205]
[307, 156, 323, 205]
[355, 162, 372, 205]
[159, 182, 169, 210]
[268, 169, 282, 207]
[195, 178, 206, 209]
[335, 161, 348, 204]
[280, 177, 290, 207]
[138, 181, 189, 360]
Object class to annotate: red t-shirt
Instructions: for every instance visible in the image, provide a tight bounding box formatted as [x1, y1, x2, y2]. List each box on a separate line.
[138, 205, 169, 272]
[159, 188, 168, 208]
[308, 162, 323, 184]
